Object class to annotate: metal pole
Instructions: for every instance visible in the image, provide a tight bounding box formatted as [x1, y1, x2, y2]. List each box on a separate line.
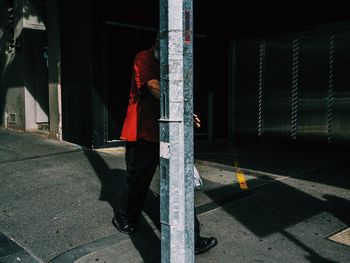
[159, 0, 194, 262]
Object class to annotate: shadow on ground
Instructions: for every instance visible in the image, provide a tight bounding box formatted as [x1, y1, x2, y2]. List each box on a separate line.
[83, 141, 350, 262]
[83, 149, 161, 262]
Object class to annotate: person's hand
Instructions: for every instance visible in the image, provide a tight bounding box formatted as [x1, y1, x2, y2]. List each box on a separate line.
[193, 113, 201, 128]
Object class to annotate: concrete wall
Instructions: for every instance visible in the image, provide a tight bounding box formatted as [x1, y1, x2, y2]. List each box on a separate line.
[47, 0, 61, 140]
[0, 0, 48, 131]
[1, 0, 26, 130]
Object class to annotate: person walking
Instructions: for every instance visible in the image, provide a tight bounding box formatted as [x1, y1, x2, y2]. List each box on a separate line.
[113, 32, 217, 255]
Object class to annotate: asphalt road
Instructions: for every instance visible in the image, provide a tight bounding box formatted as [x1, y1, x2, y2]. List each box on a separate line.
[1, 128, 350, 263]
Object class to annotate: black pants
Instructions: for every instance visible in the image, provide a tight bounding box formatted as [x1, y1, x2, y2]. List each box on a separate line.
[119, 140, 200, 239]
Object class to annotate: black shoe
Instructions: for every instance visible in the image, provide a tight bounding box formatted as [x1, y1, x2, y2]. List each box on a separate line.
[112, 216, 135, 234]
[195, 236, 218, 255]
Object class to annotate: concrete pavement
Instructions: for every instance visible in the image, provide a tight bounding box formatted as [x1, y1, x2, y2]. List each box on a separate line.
[1, 128, 350, 262]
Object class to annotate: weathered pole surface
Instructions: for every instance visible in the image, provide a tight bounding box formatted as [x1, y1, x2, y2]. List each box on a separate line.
[159, 0, 194, 262]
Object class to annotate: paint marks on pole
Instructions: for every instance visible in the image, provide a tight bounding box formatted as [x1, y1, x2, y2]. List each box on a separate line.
[184, 10, 191, 44]
[160, 141, 170, 159]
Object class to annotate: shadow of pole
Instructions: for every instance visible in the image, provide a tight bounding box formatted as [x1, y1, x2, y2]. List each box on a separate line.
[129, 215, 161, 263]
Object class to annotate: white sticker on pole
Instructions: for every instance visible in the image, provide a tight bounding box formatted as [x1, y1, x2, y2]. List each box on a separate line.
[160, 141, 170, 159]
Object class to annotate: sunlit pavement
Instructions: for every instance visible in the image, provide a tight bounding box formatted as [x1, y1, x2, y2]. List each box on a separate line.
[1, 128, 350, 262]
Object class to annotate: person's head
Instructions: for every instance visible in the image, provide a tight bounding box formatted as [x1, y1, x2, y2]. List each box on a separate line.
[152, 31, 160, 61]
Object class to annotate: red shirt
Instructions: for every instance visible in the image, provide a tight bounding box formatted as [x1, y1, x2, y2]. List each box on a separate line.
[120, 48, 160, 143]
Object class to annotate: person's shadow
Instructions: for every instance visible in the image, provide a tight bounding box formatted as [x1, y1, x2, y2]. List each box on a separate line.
[128, 190, 162, 262]
[83, 149, 161, 262]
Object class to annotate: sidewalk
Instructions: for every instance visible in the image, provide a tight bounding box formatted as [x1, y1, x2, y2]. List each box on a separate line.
[1, 128, 350, 263]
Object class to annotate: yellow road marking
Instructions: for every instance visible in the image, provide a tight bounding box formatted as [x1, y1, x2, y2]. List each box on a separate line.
[234, 162, 248, 190]
[236, 171, 248, 190]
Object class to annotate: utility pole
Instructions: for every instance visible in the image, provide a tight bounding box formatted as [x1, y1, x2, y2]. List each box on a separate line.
[159, 0, 194, 262]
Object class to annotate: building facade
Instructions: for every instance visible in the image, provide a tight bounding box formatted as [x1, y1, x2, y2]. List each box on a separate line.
[1, 0, 350, 148]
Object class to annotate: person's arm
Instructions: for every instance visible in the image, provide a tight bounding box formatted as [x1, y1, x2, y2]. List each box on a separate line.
[147, 79, 160, 100]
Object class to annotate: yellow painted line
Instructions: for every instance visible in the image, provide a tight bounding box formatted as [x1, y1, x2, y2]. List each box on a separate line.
[236, 171, 248, 190]
[234, 162, 248, 190]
